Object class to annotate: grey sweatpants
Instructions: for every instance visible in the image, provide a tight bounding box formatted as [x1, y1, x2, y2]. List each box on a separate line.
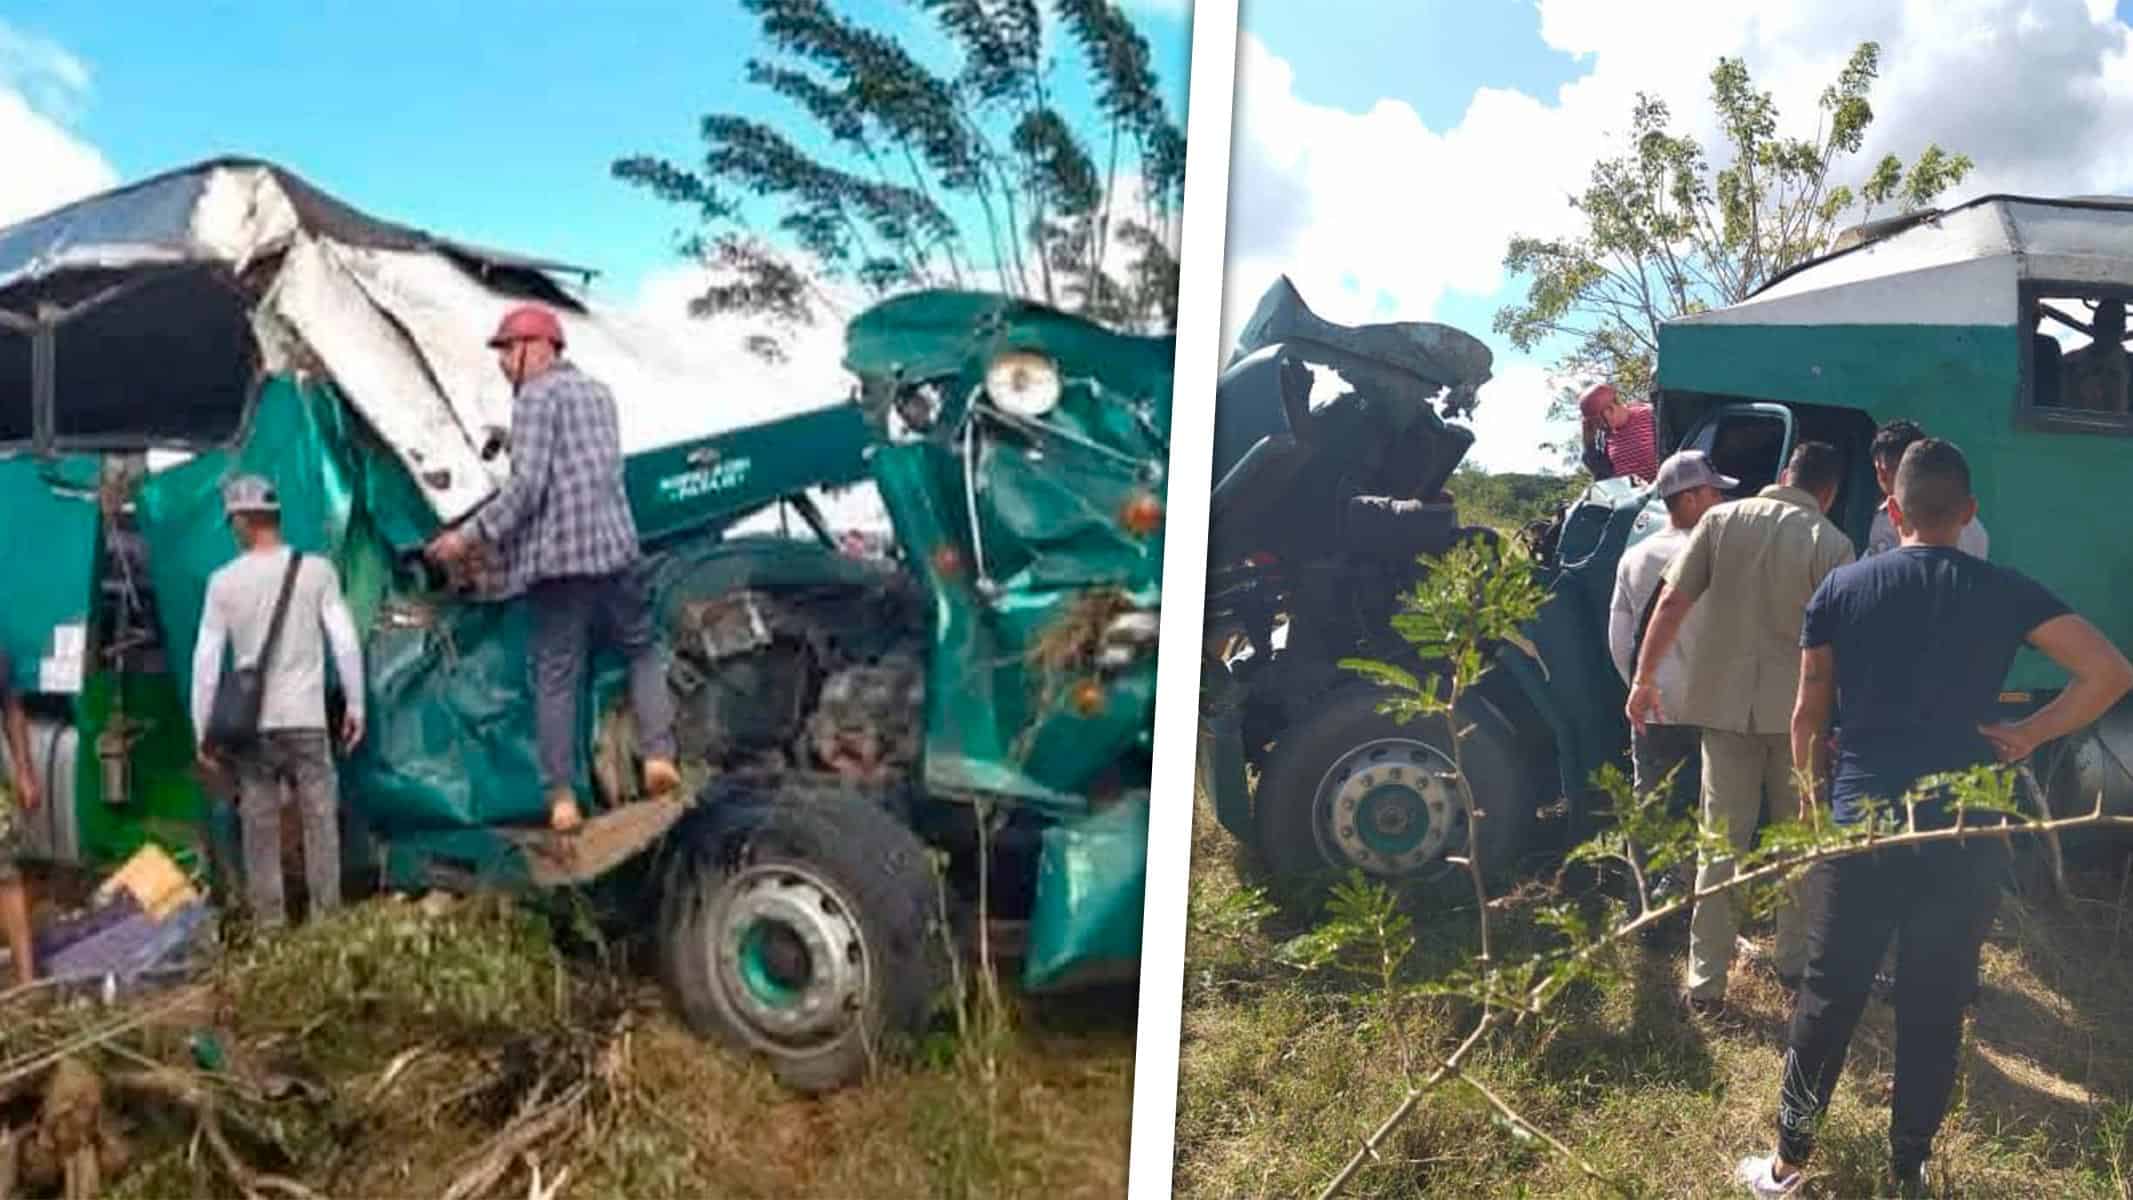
[529, 570, 678, 795]
[233, 729, 341, 928]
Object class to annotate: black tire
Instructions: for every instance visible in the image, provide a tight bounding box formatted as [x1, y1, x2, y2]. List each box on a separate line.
[1253, 685, 1537, 890]
[660, 785, 949, 1094]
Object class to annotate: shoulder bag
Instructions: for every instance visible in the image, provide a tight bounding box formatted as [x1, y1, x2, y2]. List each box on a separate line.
[203, 551, 305, 754]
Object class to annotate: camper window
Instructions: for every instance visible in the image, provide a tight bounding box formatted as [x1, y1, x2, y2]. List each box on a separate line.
[2028, 289, 2133, 432]
[50, 268, 253, 448]
[0, 325, 27, 445]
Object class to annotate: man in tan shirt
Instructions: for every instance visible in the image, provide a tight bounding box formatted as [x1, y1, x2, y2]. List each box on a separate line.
[1628, 441, 1856, 1015]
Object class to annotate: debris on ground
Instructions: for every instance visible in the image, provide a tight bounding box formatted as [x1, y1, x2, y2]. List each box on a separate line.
[0, 833, 1134, 1200]
[25, 846, 215, 1006]
[0, 893, 608, 1200]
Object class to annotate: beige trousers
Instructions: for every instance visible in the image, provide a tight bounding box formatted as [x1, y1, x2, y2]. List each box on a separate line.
[1686, 728, 1808, 1000]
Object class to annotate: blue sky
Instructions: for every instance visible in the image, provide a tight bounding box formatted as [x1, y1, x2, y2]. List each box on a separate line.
[1227, 0, 2133, 472]
[2, 1, 1193, 308]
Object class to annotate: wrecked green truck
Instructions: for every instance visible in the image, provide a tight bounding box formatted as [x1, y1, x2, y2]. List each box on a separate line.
[0, 159, 1167, 1091]
[1204, 196, 2133, 886]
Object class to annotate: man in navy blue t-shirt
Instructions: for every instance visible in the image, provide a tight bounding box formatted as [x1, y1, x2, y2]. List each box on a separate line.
[1735, 439, 2133, 1198]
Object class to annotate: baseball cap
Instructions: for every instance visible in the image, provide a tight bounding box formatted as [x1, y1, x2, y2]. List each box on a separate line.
[221, 474, 281, 516]
[1652, 450, 1738, 498]
[1577, 383, 1619, 421]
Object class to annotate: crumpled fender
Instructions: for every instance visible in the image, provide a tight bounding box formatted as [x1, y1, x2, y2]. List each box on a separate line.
[1022, 792, 1147, 992]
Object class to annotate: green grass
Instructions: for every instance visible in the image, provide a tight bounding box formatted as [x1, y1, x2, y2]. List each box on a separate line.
[1176, 792, 2133, 1199]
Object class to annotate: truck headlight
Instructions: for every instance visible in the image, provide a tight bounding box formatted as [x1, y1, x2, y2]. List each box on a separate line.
[984, 350, 1062, 418]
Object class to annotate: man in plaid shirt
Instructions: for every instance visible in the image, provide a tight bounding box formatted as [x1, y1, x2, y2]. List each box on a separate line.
[426, 304, 680, 832]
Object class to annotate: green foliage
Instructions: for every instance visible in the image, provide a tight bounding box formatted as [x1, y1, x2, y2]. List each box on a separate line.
[225, 896, 563, 1050]
[1285, 871, 1416, 981]
[1450, 465, 1588, 534]
[2089, 1101, 2133, 1196]
[1494, 42, 1974, 393]
[1339, 535, 1551, 730]
[1566, 761, 1698, 885]
[1192, 882, 1277, 973]
[616, 0, 1186, 353]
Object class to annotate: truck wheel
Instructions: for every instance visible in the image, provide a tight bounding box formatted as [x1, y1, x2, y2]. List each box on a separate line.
[661, 787, 949, 1094]
[1254, 686, 1536, 889]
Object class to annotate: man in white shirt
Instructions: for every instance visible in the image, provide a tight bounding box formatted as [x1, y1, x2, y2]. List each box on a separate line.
[192, 476, 366, 929]
[1609, 451, 1734, 896]
[1866, 421, 1987, 558]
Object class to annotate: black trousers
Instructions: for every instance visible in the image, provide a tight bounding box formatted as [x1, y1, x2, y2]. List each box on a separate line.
[1630, 722, 1702, 820]
[1775, 838, 2007, 1178]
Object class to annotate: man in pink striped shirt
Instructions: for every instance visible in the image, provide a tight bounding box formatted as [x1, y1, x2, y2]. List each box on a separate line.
[1580, 383, 1660, 482]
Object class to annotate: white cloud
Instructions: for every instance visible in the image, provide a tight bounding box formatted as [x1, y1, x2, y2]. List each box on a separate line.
[0, 22, 90, 110]
[1228, 0, 2133, 472]
[0, 21, 116, 229]
[1460, 359, 1575, 474]
[625, 259, 891, 532]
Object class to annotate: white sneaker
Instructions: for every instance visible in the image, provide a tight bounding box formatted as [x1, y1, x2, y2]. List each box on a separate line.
[1734, 1154, 1804, 1197]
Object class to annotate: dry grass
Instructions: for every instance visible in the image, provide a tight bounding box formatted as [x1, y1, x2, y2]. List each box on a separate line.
[592, 987, 1135, 1200]
[5, 892, 1133, 1199]
[1175, 792, 2133, 1199]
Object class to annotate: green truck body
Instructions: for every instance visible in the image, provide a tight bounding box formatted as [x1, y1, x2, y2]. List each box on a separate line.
[0, 160, 1170, 1088]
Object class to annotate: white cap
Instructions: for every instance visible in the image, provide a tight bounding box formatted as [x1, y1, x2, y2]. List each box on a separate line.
[1652, 450, 1738, 498]
[221, 474, 280, 515]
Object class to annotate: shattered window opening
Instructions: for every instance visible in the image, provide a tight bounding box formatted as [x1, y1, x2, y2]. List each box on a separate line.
[1303, 362, 1357, 412]
[48, 265, 256, 450]
[0, 324, 27, 446]
[2024, 285, 2133, 435]
[1685, 411, 1787, 499]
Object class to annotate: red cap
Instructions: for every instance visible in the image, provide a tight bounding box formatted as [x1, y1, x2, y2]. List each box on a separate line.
[1577, 383, 1619, 421]
[487, 304, 565, 350]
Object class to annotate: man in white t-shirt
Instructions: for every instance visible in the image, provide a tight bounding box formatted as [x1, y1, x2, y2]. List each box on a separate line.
[1609, 451, 1734, 897]
[192, 476, 366, 929]
[1866, 420, 1987, 558]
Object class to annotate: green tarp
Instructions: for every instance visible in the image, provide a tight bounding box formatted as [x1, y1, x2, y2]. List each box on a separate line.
[129, 376, 556, 834]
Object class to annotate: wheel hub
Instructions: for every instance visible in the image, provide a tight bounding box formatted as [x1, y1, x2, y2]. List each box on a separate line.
[714, 867, 867, 1046]
[1315, 738, 1462, 875]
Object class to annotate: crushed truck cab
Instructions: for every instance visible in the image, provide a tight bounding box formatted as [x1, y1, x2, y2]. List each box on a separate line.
[1200, 277, 1555, 887]
[0, 159, 1170, 1092]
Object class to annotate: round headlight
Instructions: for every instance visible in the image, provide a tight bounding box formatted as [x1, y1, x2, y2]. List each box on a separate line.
[984, 350, 1062, 418]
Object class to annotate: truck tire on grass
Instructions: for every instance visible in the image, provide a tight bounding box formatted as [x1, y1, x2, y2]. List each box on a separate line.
[661, 788, 948, 1094]
[1254, 686, 1535, 889]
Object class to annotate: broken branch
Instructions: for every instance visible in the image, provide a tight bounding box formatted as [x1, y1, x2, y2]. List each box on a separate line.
[105, 1068, 327, 1200]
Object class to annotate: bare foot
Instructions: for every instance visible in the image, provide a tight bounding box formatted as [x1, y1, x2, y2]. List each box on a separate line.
[550, 796, 583, 833]
[642, 758, 682, 799]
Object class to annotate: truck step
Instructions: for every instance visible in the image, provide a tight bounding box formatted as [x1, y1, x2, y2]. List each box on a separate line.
[498, 796, 690, 888]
